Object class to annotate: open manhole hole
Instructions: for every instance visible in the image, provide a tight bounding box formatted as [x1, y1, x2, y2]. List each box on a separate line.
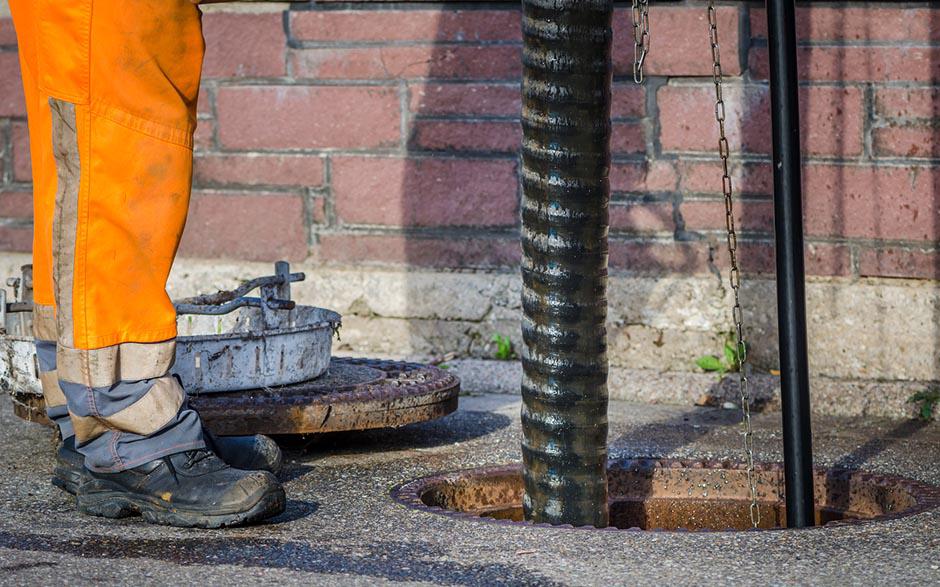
[393, 459, 940, 531]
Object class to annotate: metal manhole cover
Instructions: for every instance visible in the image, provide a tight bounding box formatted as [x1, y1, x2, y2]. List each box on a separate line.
[191, 357, 460, 436]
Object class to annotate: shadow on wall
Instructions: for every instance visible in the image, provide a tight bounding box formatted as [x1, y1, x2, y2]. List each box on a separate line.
[399, 4, 714, 369]
[401, 5, 523, 362]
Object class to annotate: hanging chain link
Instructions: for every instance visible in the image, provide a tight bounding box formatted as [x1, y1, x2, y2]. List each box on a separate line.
[707, 0, 760, 528]
[631, 0, 650, 84]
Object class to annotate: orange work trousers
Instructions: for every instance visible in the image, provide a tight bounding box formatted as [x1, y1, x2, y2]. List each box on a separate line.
[12, 0, 208, 470]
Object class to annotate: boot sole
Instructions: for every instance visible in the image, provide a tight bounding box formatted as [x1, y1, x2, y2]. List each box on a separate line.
[76, 483, 286, 529]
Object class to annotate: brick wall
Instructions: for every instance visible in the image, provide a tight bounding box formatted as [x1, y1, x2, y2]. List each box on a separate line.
[2, 2, 940, 281]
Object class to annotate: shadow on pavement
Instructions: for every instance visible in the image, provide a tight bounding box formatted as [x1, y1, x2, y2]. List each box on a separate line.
[274, 409, 512, 456]
[0, 531, 561, 587]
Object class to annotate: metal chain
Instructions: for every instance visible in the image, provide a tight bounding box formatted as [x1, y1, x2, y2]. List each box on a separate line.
[632, 0, 650, 84]
[707, 0, 761, 528]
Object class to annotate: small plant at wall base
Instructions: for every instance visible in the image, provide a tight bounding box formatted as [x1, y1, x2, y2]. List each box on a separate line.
[907, 389, 939, 422]
[695, 334, 743, 378]
[491, 334, 517, 361]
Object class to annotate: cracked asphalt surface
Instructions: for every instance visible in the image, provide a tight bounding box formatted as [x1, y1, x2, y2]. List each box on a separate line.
[0, 391, 938, 586]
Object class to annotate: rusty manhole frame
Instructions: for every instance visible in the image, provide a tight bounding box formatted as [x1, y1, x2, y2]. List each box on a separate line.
[392, 458, 940, 533]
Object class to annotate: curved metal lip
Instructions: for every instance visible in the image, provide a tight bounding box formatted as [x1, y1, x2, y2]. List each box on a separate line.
[391, 458, 940, 534]
[176, 307, 342, 344]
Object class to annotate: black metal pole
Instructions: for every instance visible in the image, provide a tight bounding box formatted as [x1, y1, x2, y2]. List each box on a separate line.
[766, 0, 815, 528]
[520, 0, 612, 527]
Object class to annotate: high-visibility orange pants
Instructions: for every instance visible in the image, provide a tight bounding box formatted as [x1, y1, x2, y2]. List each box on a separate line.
[12, 0, 208, 470]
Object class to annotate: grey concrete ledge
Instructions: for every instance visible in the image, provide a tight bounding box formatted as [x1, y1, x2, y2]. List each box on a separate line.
[3, 253, 938, 419]
[446, 358, 937, 420]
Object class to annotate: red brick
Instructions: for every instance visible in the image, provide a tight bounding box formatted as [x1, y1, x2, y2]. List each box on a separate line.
[193, 119, 215, 152]
[194, 154, 326, 188]
[799, 87, 865, 157]
[410, 83, 520, 117]
[658, 84, 864, 157]
[613, 6, 742, 77]
[309, 195, 327, 225]
[0, 191, 32, 218]
[859, 247, 940, 280]
[201, 13, 286, 78]
[805, 243, 853, 277]
[290, 45, 522, 81]
[609, 240, 711, 274]
[611, 122, 645, 156]
[876, 88, 940, 119]
[332, 157, 518, 227]
[873, 125, 940, 158]
[0, 226, 32, 252]
[802, 164, 940, 241]
[0, 52, 26, 117]
[728, 242, 775, 274]
[609, 202, 674, 233]
[750, 46, 940, 83]
[179, 192, 307, 261]
[677, 160, 772, 196]
[291, 10, 520, 43]
[611, 83, 646, 119]
[197, 85, 213, 117]
[216, 86, 400, 150]
[410, 120, 519, 153]
[659, 84, 745, 153]
[680, 199, 774, 233]
[750, 7, 940, 42]
[0, 19, 17, 45]
[317, 233, 520, 268]
[710, 240, 852, 275]
[11, 121, 31, 182]
[610, 160, 677, 193]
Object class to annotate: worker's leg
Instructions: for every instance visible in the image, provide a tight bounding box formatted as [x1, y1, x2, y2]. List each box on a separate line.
[37, 0, 207, 472]
[11, 1, 197, 460]
[11, 2, 282, 502]
[14, 0, 206, 469]
[10, 1, 284, 526]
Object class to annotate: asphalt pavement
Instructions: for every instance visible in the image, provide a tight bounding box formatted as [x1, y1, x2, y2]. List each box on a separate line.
[0, 392, 937, 586]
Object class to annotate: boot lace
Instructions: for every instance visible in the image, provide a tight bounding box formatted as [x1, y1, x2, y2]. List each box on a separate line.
[183, 449, 213, 470]
[163, 449, 213, 484]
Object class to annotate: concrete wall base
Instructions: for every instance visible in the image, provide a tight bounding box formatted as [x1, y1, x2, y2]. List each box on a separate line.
[3, 253, 937, 419]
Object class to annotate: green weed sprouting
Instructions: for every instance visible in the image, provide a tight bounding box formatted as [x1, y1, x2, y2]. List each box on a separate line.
[907, 389, 939, 422]
[491, 334, 516, 361]
[695, 333, 743, 379]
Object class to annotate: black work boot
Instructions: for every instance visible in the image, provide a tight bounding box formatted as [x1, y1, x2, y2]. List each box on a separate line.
[76, 449, 285, 528]
[52, 437, 86, 495]
[53, 433, 282, 495]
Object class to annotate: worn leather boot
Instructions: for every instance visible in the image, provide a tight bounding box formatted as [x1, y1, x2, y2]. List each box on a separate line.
[76, 449, 285, 528]
[53, 433, 283, 495]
